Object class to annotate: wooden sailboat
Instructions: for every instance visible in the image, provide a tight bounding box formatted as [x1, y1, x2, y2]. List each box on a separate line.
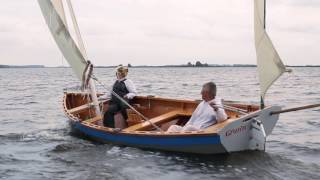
[38, 0, 286, 154]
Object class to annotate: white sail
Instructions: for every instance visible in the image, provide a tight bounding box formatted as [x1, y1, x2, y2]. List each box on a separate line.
[254, 0, 286, 101]
[51, 0, 67, 25]
[38, 0, 101, 115]
[66, 0, 88, 60]
[38, 0, 87, 80]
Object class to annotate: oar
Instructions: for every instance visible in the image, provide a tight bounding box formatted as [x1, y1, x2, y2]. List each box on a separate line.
[219, 103, 320, 116]
[91, 75, 164, 132]
[223, 104, 248, 114]
[270, 103, 320, 115]
[211, 104, 248, 115]
[111, 90, 164, 132]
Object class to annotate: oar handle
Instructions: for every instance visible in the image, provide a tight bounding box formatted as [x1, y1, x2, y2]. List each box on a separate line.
[91, 74, 164, 132]
[270, 103, 320, 115]
[213, 105, 248, 115]
[111, 91, 164, 132]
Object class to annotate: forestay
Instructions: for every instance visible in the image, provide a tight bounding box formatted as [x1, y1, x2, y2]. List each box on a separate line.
[254, 0, 286, 104]
[38, 0, 87, 80]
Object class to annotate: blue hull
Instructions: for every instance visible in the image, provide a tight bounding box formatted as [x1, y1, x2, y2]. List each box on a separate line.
[70, 120, 227, 154]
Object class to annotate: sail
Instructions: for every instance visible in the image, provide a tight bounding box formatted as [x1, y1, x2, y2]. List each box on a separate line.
[51, 0, 67, 25]
[66, 0, 88, 60]
[38, 0, 87, 80]
[254, 0, 286, 101]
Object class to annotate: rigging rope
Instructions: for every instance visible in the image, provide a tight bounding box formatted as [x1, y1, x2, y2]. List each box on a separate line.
[81, 61, 93, 91]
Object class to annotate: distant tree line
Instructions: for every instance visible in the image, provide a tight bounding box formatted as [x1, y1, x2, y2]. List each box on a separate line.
[187, 61, 209, 67]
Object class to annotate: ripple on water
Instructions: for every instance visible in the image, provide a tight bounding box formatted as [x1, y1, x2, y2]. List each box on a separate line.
[0, 128, 68, 143]
[0, 133, 24, 141]
[21, 101, 38, 105]
[106, 146, 122, 155]
[307, 120, 320, 127]
[50, 156, 76, 165]
[51, 141, 95, 153]
[0, 154, 19, 163]
[141, 84, 152, 88]
[51, 143, 81, 153]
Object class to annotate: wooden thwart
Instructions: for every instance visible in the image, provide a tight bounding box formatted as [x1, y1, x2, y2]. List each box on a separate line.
[68, 100, 107, 114]
[68, 103, 92, 114]
[83, 115, 102, 123]
[125, 110, 192, 131]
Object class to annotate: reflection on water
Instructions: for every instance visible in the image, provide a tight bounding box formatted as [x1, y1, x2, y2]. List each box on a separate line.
[0, 67, 319, 179]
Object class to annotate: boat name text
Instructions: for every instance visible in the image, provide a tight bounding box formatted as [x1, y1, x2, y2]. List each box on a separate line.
[225, 126, 247, 137]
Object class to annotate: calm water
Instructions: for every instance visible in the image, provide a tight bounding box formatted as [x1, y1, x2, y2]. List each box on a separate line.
[0, 67, 319, 180]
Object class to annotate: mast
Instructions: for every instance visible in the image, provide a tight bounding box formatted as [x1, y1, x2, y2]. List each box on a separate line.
[254, 0, 287, 109]
[64, 0, 100, 116]
[38, 0, 101, 115]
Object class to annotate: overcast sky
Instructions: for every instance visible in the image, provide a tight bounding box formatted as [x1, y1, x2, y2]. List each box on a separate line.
[0, 0, 319, 66]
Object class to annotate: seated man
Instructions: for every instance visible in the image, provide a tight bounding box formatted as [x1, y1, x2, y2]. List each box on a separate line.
[99, 65, 137, 128]
[167, 82, 227, 132]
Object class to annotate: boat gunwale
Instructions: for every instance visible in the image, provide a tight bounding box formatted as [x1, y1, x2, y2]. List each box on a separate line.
[78, 120, 220, 137]
[63, 92, 262, 137]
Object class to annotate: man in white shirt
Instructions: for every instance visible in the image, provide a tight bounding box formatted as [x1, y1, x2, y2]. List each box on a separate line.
[100, 65, 137, 128]
[167, 82, 227, 132]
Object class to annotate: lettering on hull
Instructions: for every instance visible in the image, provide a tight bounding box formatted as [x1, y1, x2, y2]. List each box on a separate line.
[225, 126, 247, 137]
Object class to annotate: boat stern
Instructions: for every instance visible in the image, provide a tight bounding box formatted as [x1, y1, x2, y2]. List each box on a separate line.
[218, 106, 282, 152]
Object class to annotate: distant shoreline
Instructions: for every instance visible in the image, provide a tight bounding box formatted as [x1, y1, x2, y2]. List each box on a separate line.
[0, 65, 45, 68]
[1, 64, 319, 68]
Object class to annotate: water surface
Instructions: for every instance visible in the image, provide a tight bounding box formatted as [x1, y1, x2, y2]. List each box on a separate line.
[0, 67, 319, 179]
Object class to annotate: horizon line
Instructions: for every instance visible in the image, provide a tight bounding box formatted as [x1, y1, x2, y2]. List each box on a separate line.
[1, 64, 320, 68]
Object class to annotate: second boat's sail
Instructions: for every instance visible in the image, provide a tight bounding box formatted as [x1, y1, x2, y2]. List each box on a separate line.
[254, 0, 286, 107]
